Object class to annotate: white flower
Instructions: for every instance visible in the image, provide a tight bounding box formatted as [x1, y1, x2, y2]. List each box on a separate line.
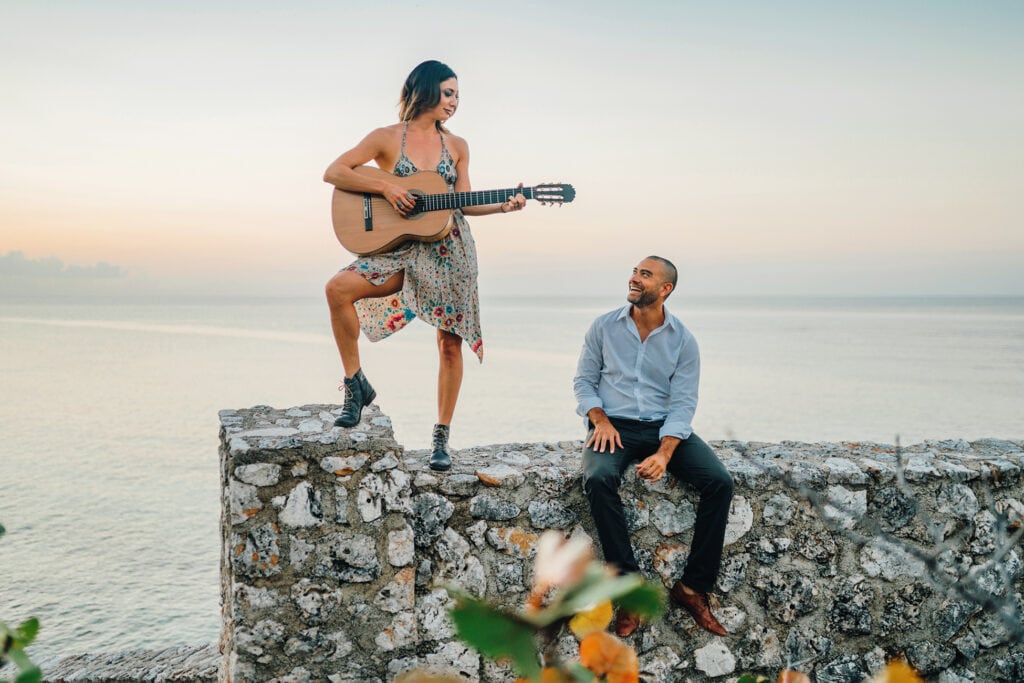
[532, 530, 593, 593]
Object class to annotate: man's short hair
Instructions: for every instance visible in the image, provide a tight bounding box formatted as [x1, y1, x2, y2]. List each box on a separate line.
[647, 255, 678, 292]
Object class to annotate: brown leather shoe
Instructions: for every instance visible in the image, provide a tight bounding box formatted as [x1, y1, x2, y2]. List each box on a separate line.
[614, 609, 642, 637]
[670, 582, 728, 636]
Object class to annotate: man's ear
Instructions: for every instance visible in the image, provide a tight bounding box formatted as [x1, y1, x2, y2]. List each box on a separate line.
[661, 282, 675, 298]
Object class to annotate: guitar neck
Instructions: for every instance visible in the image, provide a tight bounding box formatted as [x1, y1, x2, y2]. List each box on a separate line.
[419, 187, 535, 213]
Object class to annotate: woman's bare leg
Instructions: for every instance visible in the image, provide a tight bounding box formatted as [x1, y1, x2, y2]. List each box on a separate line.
[436, 329, 464, 425]
[325, 270, 404, 377]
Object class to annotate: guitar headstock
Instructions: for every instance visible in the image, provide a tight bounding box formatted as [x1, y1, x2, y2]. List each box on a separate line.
[533, 183, 576, 206]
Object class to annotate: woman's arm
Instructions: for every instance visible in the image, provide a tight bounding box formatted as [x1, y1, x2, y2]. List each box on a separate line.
[323, 128, 415, 214]
[450, 136, 526, 216]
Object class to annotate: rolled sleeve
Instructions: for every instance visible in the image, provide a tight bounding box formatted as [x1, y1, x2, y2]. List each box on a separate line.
[573, 320, 604, 418]
[659, 334, 700, 440]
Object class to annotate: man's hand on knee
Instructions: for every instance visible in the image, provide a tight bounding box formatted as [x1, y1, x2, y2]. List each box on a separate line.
[586, 420, 623, 454]
[635, 452, 670, 481]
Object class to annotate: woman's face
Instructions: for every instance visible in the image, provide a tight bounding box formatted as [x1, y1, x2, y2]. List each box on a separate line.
[428, 77, 459, 121]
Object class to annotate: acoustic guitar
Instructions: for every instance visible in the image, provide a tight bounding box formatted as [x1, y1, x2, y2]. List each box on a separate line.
[331, 166, 575, 255]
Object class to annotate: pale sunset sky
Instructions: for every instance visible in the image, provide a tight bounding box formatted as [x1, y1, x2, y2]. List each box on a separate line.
[2, 0, 1021, 298]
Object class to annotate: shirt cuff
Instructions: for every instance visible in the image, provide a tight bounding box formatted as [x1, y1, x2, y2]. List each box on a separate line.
[659, 421, 692, 441]
[576, 398, 603, 418]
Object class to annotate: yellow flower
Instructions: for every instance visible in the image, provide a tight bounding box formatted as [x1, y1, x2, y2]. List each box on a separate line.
[569, 600, 614, 639]
[868, 660, 924, 683]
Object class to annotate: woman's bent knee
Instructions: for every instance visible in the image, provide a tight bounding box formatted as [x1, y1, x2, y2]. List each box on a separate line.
[327, 272, 370, 306]
[325, 273, 350, 303]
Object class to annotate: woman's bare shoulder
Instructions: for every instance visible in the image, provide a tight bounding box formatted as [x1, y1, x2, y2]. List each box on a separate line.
[344, 125, 401, 158]
[446, 131, 470, 154]
[364, 124, 403, 142]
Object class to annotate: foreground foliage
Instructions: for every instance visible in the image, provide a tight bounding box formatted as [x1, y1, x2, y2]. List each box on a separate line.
[448, 531, 663, 682]
[0, 524, 42, 683]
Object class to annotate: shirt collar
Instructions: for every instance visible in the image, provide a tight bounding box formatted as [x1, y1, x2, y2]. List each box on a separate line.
[615, 304, 679, 332]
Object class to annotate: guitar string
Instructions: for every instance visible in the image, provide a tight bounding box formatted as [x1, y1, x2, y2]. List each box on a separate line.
[419, 187, 542, 212]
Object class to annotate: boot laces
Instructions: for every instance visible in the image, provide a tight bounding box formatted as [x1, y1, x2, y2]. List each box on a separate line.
[432, 427, 449, 450]
[339, 380, 355, 408]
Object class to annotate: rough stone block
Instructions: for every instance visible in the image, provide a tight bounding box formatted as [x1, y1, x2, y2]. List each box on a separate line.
[694, 640, 736, 677]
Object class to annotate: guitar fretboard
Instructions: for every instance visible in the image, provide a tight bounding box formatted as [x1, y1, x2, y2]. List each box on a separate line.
[418, 187, 536, 213]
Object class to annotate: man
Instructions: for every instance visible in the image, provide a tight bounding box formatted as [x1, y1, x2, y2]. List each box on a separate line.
[573, 256, 734, 637]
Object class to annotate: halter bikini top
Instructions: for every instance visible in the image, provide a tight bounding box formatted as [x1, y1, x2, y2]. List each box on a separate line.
[393, 121, 458, 186]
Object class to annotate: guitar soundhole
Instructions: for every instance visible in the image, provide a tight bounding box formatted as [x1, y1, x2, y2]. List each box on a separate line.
[406, 190, 425, 219]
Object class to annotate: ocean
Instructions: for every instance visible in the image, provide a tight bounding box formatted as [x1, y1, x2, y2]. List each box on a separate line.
[1, 294, 1022, 665]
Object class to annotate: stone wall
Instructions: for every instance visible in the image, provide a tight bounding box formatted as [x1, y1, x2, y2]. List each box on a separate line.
[219, 405, 1024, 683]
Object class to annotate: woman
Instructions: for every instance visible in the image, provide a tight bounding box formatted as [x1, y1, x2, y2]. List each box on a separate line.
[323, 60, 526, 471]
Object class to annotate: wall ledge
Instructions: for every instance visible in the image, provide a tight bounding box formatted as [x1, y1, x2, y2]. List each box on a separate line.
[37, 404, 1024, 682]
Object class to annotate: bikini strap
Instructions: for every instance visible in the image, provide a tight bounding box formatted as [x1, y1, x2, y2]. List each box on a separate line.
[438, 128, 450, 159]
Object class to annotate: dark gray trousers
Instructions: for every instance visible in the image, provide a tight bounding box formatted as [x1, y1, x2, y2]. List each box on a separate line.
[581, 418, 733, 593]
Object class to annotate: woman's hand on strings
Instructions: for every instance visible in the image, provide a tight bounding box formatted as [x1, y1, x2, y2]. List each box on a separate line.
[501, 183, 527, 213]
[385, 184, 416, 215]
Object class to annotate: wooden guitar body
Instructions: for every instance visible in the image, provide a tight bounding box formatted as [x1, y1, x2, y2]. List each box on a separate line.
[331, 166, 575, 256]
[331, 167, 454, 256]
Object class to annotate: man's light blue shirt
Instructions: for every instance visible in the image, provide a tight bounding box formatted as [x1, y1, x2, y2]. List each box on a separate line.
[573, 304, 700, 441]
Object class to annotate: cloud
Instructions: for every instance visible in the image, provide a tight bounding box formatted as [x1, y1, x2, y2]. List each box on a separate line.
[1, 251, 126, 279]
[1, 251, 128, 298]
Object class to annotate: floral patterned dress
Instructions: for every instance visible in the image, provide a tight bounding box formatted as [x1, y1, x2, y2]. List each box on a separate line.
[342, 123, 484, 361]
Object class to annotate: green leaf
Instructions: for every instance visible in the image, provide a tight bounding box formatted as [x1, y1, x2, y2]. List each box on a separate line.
[612, 583, 665, 620]
[15, 667, 43, 683]
[566, 662, 597, 682]
[523, 568, 624, 627]
[560, 573, 642, 613]
[15, 619, 39, 646]
[536, 569, 664, 625]
[448, 593, 540, 679]
[736, 675, 768, 683]
[557, 564, 611, 603]
[0, 522, 6, 538]
[7, 647, 36, 674]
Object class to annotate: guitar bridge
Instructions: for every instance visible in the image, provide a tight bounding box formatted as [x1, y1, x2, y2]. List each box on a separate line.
[362, 194, 373, 231]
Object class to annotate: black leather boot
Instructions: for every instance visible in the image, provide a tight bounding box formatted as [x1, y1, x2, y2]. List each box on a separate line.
[334, 369, 376, 428]
[429, 423, 452, 471]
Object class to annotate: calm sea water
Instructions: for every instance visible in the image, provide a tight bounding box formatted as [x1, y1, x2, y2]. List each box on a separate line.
[1, 295, 1022, 665]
